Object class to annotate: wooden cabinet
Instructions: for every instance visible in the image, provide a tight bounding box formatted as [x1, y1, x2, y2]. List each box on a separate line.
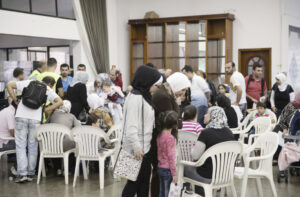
[129, 13, 234, 86]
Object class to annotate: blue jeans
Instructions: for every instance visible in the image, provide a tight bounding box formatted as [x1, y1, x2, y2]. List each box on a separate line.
[15, 117, 40, 176]
[191, 94, 208, 108]
[158, 168, 173, 197]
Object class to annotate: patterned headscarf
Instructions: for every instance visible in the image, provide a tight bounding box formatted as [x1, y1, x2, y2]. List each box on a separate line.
[206, 106, 228, 129]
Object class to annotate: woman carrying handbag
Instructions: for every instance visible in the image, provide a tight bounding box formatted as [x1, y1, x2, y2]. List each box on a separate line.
[121, 65, 163, 197]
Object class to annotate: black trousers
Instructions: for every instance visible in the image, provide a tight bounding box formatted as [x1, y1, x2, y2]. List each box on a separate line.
[122, 152, 152, 197]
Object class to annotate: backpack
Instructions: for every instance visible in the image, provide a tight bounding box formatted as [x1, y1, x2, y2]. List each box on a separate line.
[246, 74, 265, 97]
[22, 81, 47, 109]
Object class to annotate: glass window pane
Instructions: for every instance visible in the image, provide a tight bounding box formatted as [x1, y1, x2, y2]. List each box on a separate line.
[186, 42, 205, 57]
[36, 52, 47, 61]
[199, 58, 206, 72]
[148, 25, 163, 42]
[186, 58, 198, 71]
[132, 59, 144, 74]
[207, 57, 225, 74]
[207, 74, 225, 87]
[32, 0, 56, 16]
[148, 43, 163, 58]
[207, 40, 218, 57]
[49, 47, 70, 73]
[57, 0, 75, 19]
[133, 43, 144, 58]
[8, 49, 27, 61]
[218, 39, 225, 56]
[186, 21, 206, 41]
[166, 22, 185, 42]
[2, 0, 30, 12]
[148, 59, 163, 69]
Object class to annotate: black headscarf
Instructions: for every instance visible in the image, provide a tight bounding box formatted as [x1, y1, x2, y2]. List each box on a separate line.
[216, 94, 238, 128]
[131, 65, 162, 106]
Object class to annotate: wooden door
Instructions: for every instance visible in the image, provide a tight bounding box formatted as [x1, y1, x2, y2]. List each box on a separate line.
[238, 48, 271, 88]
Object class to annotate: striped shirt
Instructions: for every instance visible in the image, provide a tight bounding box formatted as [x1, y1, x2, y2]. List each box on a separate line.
[182, 120, 203, 135]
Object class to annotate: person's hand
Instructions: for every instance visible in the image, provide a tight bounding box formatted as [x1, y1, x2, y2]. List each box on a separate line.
[283, 129, 288, 136]
[272, 106, 277, 113]
[271, 119, 276, 124]
[173, 176, 178, 183]
[100, 152, 105, 157]
[252, 98, 258, 103]
[208, 102, 212, 107]
[134, 150, 143, 160]
[176, 97, 182, 105]
[232, 102, 238, 106]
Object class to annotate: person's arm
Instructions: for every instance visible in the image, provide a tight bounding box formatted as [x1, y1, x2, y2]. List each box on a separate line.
[9, 129, 14, 137]
[6, 81, 18, 103]
[44, 97, 63, 115]
[270, 90, 277, 112]
[166, 137, 177, 178]
[289, 92, 295, 102]
[233, 86, 242, 105]
[191, 141, 206, 161]
[56, 78, 64, 98]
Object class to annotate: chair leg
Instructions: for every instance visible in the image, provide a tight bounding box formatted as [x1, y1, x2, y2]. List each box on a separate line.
[63, 154, 69, 185]
[99, 158, 105, 189]
[73, 157, 80, 187]
[82, 160, 88, 180]
[42, 161, 46, 177]
[37, 156, 44, 184]
[268, 176, 278, 197]
[240, 173, 249, 197]
[203, 185, 213, 197]
[220, 187, 225, 197]
[230, 183, 238, 197]
[255, 178, 263, 197]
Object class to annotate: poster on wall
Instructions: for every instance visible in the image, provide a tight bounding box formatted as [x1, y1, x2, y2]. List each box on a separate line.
[288, 26, 300, 94]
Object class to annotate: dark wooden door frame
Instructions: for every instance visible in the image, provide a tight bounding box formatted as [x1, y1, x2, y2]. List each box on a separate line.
[238, 48, 272, 88]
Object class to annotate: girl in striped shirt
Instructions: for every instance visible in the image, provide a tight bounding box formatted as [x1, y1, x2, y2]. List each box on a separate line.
[182, 105, 203, 135]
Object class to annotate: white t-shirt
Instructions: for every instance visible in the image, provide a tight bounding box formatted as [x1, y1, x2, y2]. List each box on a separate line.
[190, 75, 210, 97]
[229, 71, 247, 104]
[15, 80, 59, 121]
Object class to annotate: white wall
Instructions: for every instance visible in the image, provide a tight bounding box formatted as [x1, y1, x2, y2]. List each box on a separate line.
[107, 0, 283, 87]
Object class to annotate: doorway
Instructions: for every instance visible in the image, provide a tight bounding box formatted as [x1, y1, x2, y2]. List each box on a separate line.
[238, 48, 272, 88]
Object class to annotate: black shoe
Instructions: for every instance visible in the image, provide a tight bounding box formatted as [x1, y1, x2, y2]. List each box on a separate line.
[27, 175, 36, 182]
[15, 176, 27, 183]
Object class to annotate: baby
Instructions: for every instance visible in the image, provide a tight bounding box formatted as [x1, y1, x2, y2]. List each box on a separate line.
[100, 81, 124, 121]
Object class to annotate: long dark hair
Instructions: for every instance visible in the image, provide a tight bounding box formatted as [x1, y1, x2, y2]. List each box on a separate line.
[158, 110, 179, 140]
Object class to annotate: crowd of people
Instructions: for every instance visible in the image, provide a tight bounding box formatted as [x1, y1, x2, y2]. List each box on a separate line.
[0, 58, 299, 197]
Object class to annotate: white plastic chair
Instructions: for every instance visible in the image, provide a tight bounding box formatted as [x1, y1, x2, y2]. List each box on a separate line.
[233, 117, 272, 145]
[72, 125, 117, 189]
[234, 132, 279, 197]
[36, 123, 75, 185]
[0, 136, 16, 160]
[178, 141, 242, 197]
[177, 129, 199, 162]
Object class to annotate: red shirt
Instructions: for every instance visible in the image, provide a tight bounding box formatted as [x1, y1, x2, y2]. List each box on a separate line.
[245, 76, 267, 100]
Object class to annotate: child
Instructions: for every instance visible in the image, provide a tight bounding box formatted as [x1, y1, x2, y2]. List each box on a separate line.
[182, 105, 203, 135]
[86, 114, 106, 156]
[100, 81, 124, 121]
[157, 111, 178, 197]
[249, 102, 275, 123]
[218, 84, 229, 97]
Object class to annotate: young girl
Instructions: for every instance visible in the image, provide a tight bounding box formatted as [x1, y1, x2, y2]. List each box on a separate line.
[157, 111, 178, 197]
[218, 84, 229, 97]
[182, 105, 203, 135]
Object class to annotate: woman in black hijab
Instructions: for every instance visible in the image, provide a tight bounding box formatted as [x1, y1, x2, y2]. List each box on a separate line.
[216, 94, 238, 128]
[122, 65, 162, 197]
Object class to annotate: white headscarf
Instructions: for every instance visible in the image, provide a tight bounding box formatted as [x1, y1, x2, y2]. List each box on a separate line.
[87, 93, 104, 110]
[57, 100, 72, 113]
[166, 72, 191, 94]
[70, 71, 89, 87]
[275, 73, 288, 91]
[96, 73, 111, 84]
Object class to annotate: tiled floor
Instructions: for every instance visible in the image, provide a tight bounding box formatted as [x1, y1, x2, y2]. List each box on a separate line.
[0, 158, 299, 197]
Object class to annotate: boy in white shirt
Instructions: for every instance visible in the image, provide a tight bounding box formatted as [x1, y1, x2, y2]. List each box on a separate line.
[6, 77, 63, 183]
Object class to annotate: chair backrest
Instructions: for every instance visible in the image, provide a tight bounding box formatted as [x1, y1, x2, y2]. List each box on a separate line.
[251, 132, 279, 171]
[106, 122, 122, 141]
[71, 126, 106, 159]
[265, 109, 277, 125]
[249, 117, 271, 135]
[196, 141, 242, 186]
[178, 129, 199, 161]
[35, 123, 72, 155]
[239, 113, 252, 130]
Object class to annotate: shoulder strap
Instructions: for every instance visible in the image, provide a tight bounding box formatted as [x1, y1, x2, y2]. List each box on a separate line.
[246, 75, 253, 91]
[260, 78, 265, 97]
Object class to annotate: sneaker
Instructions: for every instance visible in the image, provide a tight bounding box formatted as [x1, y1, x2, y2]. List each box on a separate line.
[15, 176, 27, 183]
[27, 175, 36, 182]
[10, 166, 18, 176]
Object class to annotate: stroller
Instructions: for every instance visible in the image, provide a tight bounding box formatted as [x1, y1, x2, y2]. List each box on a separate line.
[277, 109, 300, 183]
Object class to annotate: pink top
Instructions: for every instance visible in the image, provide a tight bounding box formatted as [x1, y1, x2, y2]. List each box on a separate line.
[0, 105, 15, 148]
[157, 131, 177, 176]
[182, 120, 203, 135]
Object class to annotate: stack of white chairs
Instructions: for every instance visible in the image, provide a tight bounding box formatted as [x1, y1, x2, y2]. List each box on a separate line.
[71, 125, 119, 189]
[36, 123, 75, 184]
[234, 132, 279, 197]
